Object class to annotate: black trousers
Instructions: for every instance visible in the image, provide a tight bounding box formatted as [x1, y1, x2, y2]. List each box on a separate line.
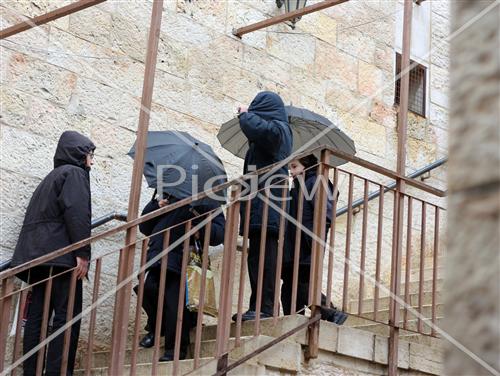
[247, 232, 278, 315]
[141, 269, 165, 334]
[281, 264, 332, 318]
[23, 266, 82, 376]
[162, 271, 197, 356]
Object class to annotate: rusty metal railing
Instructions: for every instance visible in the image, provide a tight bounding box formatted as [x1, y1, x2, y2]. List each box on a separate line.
[0, 145, 446, 375]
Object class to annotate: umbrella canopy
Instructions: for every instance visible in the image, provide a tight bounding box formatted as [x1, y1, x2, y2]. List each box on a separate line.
[128, 131, 227, 207]
[217, 106, 356, 166]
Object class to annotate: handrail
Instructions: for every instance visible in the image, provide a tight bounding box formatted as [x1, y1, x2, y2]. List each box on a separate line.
[336, 157, 447, 217]
[0, 145, 446, 280]
[0, 211, 127, 273]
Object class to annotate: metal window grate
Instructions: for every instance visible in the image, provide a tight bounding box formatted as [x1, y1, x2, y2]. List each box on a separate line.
[395, 53, 427, 117]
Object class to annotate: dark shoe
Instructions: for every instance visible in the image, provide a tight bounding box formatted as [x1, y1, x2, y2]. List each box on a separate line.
[232, 310, 255, 322]
[139, 332, 155, 348]
[231, 310, 272, 322]
[159, 349, 186, 362]
[321, 307, 348, 325]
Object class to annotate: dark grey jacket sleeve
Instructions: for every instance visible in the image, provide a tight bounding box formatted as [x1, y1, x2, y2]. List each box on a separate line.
[208, 211, 225, 246]
[139, 199, 161, 236]
[57, 168, 91, 260]
[239, 112, 285, 150]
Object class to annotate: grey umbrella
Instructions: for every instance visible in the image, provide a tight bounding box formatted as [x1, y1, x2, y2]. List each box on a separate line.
[217, 106, 356, 166]
[128, 131, 227, 207]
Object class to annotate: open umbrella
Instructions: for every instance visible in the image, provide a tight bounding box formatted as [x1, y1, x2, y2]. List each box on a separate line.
[128, 131, 227, 207]
[217, 106, 356, 166]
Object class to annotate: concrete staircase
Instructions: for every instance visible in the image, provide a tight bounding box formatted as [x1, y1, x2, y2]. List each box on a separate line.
[74, 314, 444, 375]
[345, 256, 445, 341]
[74, 255, 445, 375]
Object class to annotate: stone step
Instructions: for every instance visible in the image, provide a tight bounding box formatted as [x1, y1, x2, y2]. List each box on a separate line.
[349, 290, 443, 312]
[363, 278, 444, 300]
[189, 315, 309, 344]
[351, 317, 444, 338]
[399, 333, 444, 348]
[74, 358, 265, 376]
[400, 265, 444, 283]
[85, 336, 252, 369]
[78, 333, 303, 374]
[345, 303, 444, 326]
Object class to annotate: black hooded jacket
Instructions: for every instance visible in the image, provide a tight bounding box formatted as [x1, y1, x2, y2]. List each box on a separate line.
[139, 197, 225, 274]
[11, 131, 95, 276]
[239, 91, 293, 235]
[283, 169, 334, 266]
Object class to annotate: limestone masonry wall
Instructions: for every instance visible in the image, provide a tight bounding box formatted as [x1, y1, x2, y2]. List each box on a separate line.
[1, 0, 450, 346]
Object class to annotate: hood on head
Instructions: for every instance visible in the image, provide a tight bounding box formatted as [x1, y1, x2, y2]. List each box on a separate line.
[248, 91, 288, 123]
[53, 131, 96, 170]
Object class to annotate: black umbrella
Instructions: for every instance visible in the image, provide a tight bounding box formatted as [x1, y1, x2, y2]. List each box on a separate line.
[217, 106, 356, 166]
[128, 131, 227, 207]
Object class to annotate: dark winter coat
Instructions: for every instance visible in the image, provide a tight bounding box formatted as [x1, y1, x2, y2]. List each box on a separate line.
[139, 198, 225, 274]
[11, 131, 95, 278]
[239, 92, 293, 235]
[283, 169, 335, 266]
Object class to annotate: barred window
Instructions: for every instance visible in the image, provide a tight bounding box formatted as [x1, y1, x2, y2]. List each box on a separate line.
[394, 53, 427, 117]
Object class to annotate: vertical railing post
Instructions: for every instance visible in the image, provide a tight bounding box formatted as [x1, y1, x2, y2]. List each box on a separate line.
[389, 0, 413, 373]
[0, 277, 14, 372]
[215, 185, 241, 373]
[306, 149, 330, 359]
[108, 1, 164, 374]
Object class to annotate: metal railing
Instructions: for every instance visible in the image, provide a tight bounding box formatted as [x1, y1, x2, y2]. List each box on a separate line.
[0, 212, 128, 273]
[0, 146, 446, 375]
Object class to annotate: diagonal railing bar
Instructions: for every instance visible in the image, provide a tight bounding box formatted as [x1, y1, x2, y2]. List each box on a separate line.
[0, 0, 106, 39]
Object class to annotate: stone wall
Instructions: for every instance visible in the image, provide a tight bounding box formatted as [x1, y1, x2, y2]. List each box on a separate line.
[445, 0, 500, 375]
[1, 0, 450, 348]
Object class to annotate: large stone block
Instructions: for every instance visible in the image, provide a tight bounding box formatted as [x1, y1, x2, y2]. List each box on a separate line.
[286, 65, 327, 103]
[431, 0, 450, 19]
[163, 10, 220, 49]
[4, 52, 77, 106]
[0, 212, 23, 252]
[337, 28, 377, 64]
[0, 168, 42, 216]
[68, 6, 112, 48]
[429, 102, 449, 130]
[266, 32, 316, 69]
[73, 76, 140, 124]
[374, 42, 395, 73]
[152, 69, 192, 115]
[222, 68, 264, 104]
[341, 113, 387, 158]
[226, 3, 268, 50]
[315, 41, 358, 91]
[337, 326, 375, 361]
[242, 45, 291, 87]
[369, 100, 397, 128]
[325, 87, 371, 118]
[297, 11, 337, 46]
[47, 28, 139, 93]
[0, 125, 55, 179]
[110, 13, 148, 62]
[409, 342, 443, 374]
[358, 61, 384, 98]
[0, 85, 29, 126]
[175, 0, 227, 34]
